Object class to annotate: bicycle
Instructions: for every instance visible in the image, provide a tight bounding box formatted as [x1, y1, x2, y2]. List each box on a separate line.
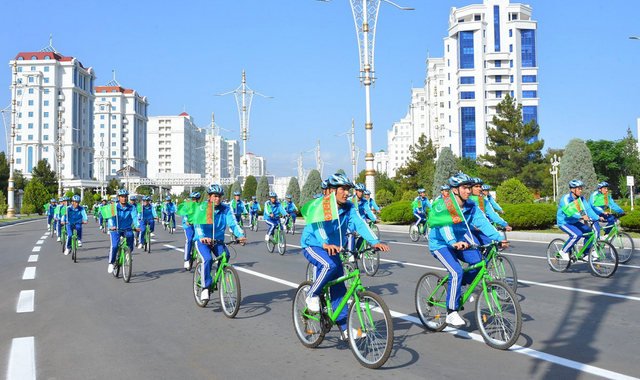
[111, 231, 133, 283]
[481, 241, 517, 292]
[101, 218, 108, 234]
[415, 242, 522, 350]
[192, 240, 242, 318]
[69, 228, 79, 263]
[305, 250, 357, 290]
[266, 221, 286, 255]
[409, 222, 428, 242]
[250, 213, 259, 232]
[49, 220, 55, 238]
[602, 217, 634, 264]
[293, 247, 393, 369]
[368, 220, 380, 239]
[284, 214, 296, 235]
[348, 232, 379, 276]
[546, 221, 619, 278]
[143, 221, 152, 253]
[59, 224, 68, 253]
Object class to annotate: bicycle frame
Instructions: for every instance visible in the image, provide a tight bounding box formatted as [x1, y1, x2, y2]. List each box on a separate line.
[568, 230, 596, 260]
[195, 242, 234, 291]
[602, 220, 620, 242]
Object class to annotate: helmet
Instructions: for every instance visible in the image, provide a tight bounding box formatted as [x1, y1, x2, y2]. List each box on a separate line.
[326, 173, 354, 189]
[286, 194, 292, 199]
[440, 184, 451, 191]
[58, 197, 64, 202]
[363, 190, 371, 195]
[142, 196, 151, 201]
[251, 196, 256, 200]
[129, 195, 137, 201]
[598, 181, 609, 189]
[71, 195, 81, 202]
[207, 184, 224, 195]
[471, 177, 484, 185]
[190, 192, 201, 200]
[233, 191, 241, 196]
[50, 198, 56, 203]
[354, 183, 366, 191]
[417, 188, 426, 193]
[448, 172, 473, 188]
[569, 179, 585, 189]
[320, 180, 328, 190]
[481, 184, 491, 191]
[164, 195, 171, 201]
[62, 196, 70, 201]
[268, 191, 277, 198]
[312, 193, 323, 199]
[118, 189, 129, 196]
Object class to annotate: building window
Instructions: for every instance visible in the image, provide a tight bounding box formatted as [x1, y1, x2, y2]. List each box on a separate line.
[28, 88, 34, 94]
[521, 29, 536, 67]
[28, 76, 34, 83]
[44, 66, 49, 72]
[460, 76, 475, 84]
[495, 60, 501, 68]
[460, 91, 475, 100]
[43, 123, 49, 129]
[496, 91, 502, 98]
[16, 147, 21, 153]
[100, 115, 105, 120]
[510, 75, 514, 83]
[28, 112, 33, 117]
[16, 158, 21, 164]
[510, 60, 513, 68]
[523, 106, 538, 126]
[28, 100, 34, 106]
[44, 100, 49, 106]
[496, 76, 502, 83]
[28, 134, 33, 140]
[16, 135, 21, 141]
[509, 29, 513, 37]
[44, 78, 49, 83]
[28, 123, 33, 129]
[44, 135, 49, 141]
[522, 75, 537, 83]
[493, 5, 501, 52]
[461, 107, 476, 159]
[509, 44, 513, 52]
[459, 31, 475, 69]
[522, 90, 537, 98]
[44, 89, 49, 94]
[112, 115, 116, 120]
[112, 142, 116, 147]
[44, 112, 49, 118]
[474, 14, 481, 21]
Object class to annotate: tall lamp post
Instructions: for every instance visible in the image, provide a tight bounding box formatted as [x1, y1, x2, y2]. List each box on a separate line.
[550, 154, 561, 202]
[6, 62, 20, 217]
[56, 94, 66, 197]
[95, 102, 112, 197]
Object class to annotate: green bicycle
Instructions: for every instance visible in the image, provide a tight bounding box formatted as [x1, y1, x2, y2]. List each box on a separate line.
[284, 215, 296, 235]
[409, 222, 428, 242]
[415, 242, 522, 350]
[349, 232, 379, 276]
[111, 231, 133, 283]
[368, 220, 380, 239]
[143, 221, 152, 253]
[293, 247, 393, 369]
[250, 213, 259, 232]
[69, 228, 79, 263]
[482, 241, 518, 293]
[49, 220, 55, 238]
[546, 221, 619, 278]
[266, 221, 286, 255]
[192, 240, 241, 318]
[59, 224, 68, 253]
[305, 250, 356, 290]
[602, 217, 634, 264]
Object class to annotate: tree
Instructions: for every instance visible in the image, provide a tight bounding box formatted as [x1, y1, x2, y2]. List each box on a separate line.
[356, 170, 398, 196]
[457, 157, 480, 178]
[496, 178, 534, 204]
[137, 186, 154, 196]
[23, 178, 50, 215]
[432, 147, 458, 196]
[256, 176, 270, 204]
[336, 169, 346, 175]
[586, 139, 623, 194]
[620, 127, 640, 191]
[0, 151, 9, 196]
[0, 191, 7, 215]
[558, 139, 598, 195]
[107, 178, 120, 194]
[64, 190, 75, 199]
[395, 135, 437, 194]
[244, 175, 258, 198]
[300, 169, 322, 207]
[479, 94, 545, 191]
[286, 177, 301, 206]
[31, 159, 57, 195]
[231, 180, 243, 196]
[14, 170, 26, 191]
[375, 189, 393, 206]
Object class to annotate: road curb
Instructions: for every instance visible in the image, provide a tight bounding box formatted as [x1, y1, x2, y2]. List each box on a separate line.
[0, 217, 46, 228]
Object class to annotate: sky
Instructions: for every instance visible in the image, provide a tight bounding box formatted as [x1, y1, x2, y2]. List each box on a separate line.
[1, 0, 639, 178]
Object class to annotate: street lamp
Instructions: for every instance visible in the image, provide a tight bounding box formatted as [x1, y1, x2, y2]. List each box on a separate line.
[95, 101, 112, 197]
[122, 116, 130, 192]
[550, 154, 561, 202]
[56, 92, 66, 197]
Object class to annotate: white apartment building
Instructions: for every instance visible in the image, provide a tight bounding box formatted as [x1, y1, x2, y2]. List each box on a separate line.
[240, 152, 266, 177]
[227, 139, 240, 179]
[373, 151, 389, 176]
[93, 78, 148, 183]
[9, 44, 95, 180]
[386, 87, 427, 177]
[204, 132, 229, 183]
[147, 112, 205, 178]
[384, 0, 539, 174]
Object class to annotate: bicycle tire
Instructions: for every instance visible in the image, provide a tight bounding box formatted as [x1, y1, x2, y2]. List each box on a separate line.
[60, 231, 67, 253]
[305, 262, 315, 282]
[546, 238, 571, 272]
[291, 223, 296, 235]
[370, 224, 380, 239]
[476, 281, 522, 350]
[415, 272, 448, 332]
[292, 281, 325, 348]
[72, 245, 77, 263]
[347, 291, 393, 369]
[278, 230, 287, 255]
[112, 259, 120, 278]
[266, 235, 275, 253]
[610, 232, 634, 264]
[193, 260, 209, 307]
[122, 249, 132, 283]
[409, 225, 420, 242]
[361, 250, 380, 277]
[589, 241, 619, 278]
[219, 266, 241, 318]
[486, 254, 518, 293]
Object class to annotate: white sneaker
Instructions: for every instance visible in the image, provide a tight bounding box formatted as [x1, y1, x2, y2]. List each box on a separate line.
[64, 248, 70, 256]
[558, 251, 569, 261]
[46, 224, 50, 230]
[446, 311, 465, 327]
[137, 244, 143, 249]
[151, 233, 155, 237]
[201, 288, 210, 301]
[305, 295, 320, 313]
[339, 328, 366, 341]
[56, 237, 61, 242]
[184, 261, 191, 270]
[590, 251, 599, 261]
[264, 234, 270, 242]
[107, 264, 114, 274]
[77, 240, 82, 247]
[468, 294, 475, 303]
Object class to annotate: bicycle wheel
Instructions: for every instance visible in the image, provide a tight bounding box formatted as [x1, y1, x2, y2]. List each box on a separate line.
[266, 234, 275, 253]
[486, 254, 518, 293]
[546, 238, 571, 272]
[589, 241, 619, 278]
[72, 244, 77, 263]
[277, 230, 286, 255]
[476, 281, 522, 350]
[291, 223, 296, 235]
[610, 232, 634, 264]
[122, 249, 132, 283]
[112, 257, 120, 278]
[415, 272, 448, 332]
[409, 225, 420, 242]
[347, 291, 393, 369]
[305, 262, 315, 282]
[292, 281, 325, 348]
[219, 266, 241, 318]
[361, 250, 380, 277]
[192, 260, 209, 307]
[342, 262, 355, 289]
[370, 223, 380, 239]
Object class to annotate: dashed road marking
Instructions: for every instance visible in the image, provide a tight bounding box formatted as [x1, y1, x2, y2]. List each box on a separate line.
[35, 240, 44, 245]
[31, 246, 41, 252]
[27, 255, 38, 263]
[6, 337, 35, 380]
[16, 290, 35, 313]
[22, 267, 36, 280]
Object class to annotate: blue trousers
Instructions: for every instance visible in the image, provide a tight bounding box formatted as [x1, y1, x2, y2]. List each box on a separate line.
[65, 223, 83, 249]
[183, 225, 195, 261]
[304, 246, 348, 329]
[431, 246, 482, 311]
[414, 212, 426, 227]
[559, 222, 598, 254]
[288, 212, 297, 224]
[47, 214, 54, 226]
[265, 218, 281, 236]
[196, 241, 229, 288]
[140, 219, 155, 244]
[109, 230, 134, 264]
[56, 218, 62, 236]
[602, 214, 617, 235]
[164, 212, 176, 228]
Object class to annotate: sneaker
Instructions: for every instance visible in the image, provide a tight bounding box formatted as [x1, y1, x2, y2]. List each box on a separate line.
[137, 244, 143, 249]
[151, 233, 155, 237]
[264, 234, 270, 242]
[107, 263, 114, 274]
[558, 251, 569, 261]
[305, 295, 320, 313]
[201, 288, 210, 301]
[590, 251, 600, 261]
[184, 261, 191, 270]
[56, 237, 61, 242]
[77, 240, 82, 247]
[445, 311, 466, 327]
[339, 328, 366, 341]
[64, 248, 70, 256]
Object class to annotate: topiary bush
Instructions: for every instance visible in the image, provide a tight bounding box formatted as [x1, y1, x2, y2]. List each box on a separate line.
[380, 201, 414, 224]
[620, 209, 640, 232]
[21, 203, 36, 216]
[501, 203, 556, 229]
[496, 178, 534, 204]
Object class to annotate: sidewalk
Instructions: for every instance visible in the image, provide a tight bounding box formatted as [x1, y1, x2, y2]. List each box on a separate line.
[0, 215, 46, 228]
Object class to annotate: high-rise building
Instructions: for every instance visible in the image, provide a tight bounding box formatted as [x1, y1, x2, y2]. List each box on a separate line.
[147, 112, 205, 177]
[240, 152, 266, 177]
[204, 132, 229, 183]
[9, 43, 95, 180]
[93, 77, 148, 185]
[226, 139, 240, 179]
[384, 0, 538, 175]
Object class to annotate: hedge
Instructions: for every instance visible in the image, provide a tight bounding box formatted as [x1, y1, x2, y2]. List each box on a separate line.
[620, 208, 640, 232]
[500, 203, 556, 230]
[380, 201, 414, 224]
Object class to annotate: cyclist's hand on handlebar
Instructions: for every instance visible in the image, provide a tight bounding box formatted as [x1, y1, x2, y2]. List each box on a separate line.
[237, 237, 247, 246]
[109, 227, 116, 231]
[323, 243, 341, 256]
[452, 241, 469, 250]
[200, 237, 212, 245]
[581, 215, 590, 221]
[134, 228, 140, 232]
[82, 221, 88, 224]
[373, 243, 389, 252]
[505, 225, 512, 232]
[499, 240, 510, 249]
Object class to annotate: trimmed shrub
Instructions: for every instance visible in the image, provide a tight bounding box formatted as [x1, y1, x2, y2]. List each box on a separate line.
[620, 208, 640, 231]
[380, 201, 414, 224]
[22, 203, 36, 216]
[375, 189, 393, 207]
[0, 191, 7, 215]
[501, 203, 556, 229]
[401, 190, 416, 202]
[496, 178, 534, 204]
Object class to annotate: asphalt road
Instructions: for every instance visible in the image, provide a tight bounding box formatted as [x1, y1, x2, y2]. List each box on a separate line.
[2, 218, 639, 379]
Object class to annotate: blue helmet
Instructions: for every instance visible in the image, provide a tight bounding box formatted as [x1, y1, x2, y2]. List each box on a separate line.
[50, 198, 56, 203]
[129, 195, 137, 201]
[597, 181, 609, 189]
[118, 189, 129, 196]
[286, 194, 292, 199]
[569, 179, 585, 189]
[448, 172, 473, 188]
[481, 184, 491, 191]
[364, 190, 371, 195]
[327, 173, 354, 189]
[312, 193, 323, 199]
[354, 183, 366, 191]
[251, 196, 256, 200]
[471, 177, 484, 185]
[62, 196, 70, 201]
[142, 196, 151, 201]
[268, 191, 277, 198]
[320, 180, 328, 190]
[190, 192, 201, 200]
[58, 197, 65, 202]
[71, 195, 81, 202]
[417, 188, 426, 193]
[233, 191, 241, 196]
[440, 184, 451, 191]
[207, 184, 224, 195]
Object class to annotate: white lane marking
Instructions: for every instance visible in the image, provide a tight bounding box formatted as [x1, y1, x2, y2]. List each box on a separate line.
[6, 337, 36, 380]
[35, 240, 44, 245]
[22, 267, 36, 280]
[27, 255, 38, 263]
[16, 290, 35, 313]
[0, 219, 41, 230]
[235, 267, 299, 288]
[40, 235, 48, 239]
[389, 241, 428, 247]
[31, 246, 41, 252]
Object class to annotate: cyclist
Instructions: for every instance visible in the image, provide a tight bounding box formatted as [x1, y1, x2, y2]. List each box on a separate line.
[230, 191, 247, 225]
[182, 192, 201, 269]
[428, 172, 506, 327]
[481, 184, 504, 214]
[248, 196, 261, 226]
[556, 179, 601, 261]
[364, 190, 380, 215]
[590, 181, 625, 235]
[97, 198, 108, 232]
[194, 185, 246, 301]
[439, 184, 450, 199]
[301, 173, 389, 340]
[92, 202, 100, 222]
[163, 196, 177, 230]
[107, 189, 140, 274]
[283, 194, 298, 228]
[46, 198, 57, 231]
[352, 183, 377, 223]
[61, 195, 88, 255]
[129, 195, 142, 242]
[469, 178, 511, 244]
[263, 192, 288, 242]
[138, 196, 157, 249]
[321, 180, 329, 196]
[54, 197, 69, 241]
[412, 187, 431, 233]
